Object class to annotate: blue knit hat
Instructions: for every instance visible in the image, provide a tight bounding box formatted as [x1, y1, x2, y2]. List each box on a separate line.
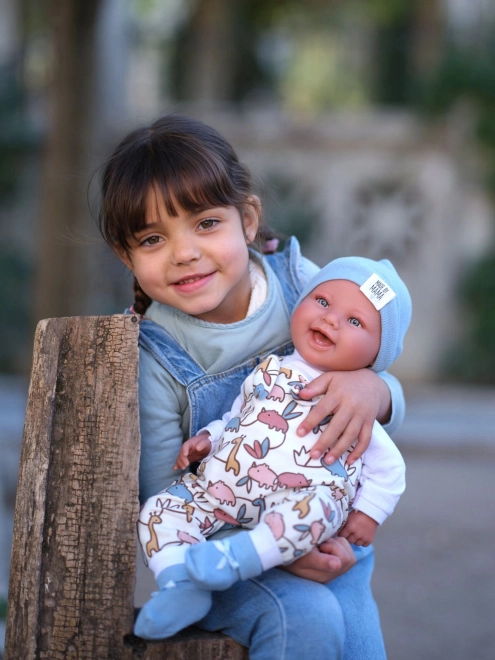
[294, 257, 412, 372]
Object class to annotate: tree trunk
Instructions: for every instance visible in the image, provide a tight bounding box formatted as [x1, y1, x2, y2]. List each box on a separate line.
[5, 315, 140, 659]
[35, 0, 102, 321]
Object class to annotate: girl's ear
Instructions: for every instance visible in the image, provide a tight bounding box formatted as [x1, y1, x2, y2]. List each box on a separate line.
[116, 249, 134, 272]
[243, 195, 261, 244]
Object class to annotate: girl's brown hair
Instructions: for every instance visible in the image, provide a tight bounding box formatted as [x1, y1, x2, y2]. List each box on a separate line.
[98, 115, 275, 314]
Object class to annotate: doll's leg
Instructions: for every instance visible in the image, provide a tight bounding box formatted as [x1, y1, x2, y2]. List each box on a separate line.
[197, 568, 345, 660]
[328, 545, 387, 660]
[186, 487, 344, 591]
[135, 481, 221, 640]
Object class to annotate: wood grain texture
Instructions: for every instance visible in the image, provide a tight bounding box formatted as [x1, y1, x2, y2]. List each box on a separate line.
[5, 315, 140, 660]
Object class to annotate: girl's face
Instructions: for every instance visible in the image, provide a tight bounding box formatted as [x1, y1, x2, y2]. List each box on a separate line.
[121, 189, 259, 324]
[290, 279, 381, 372]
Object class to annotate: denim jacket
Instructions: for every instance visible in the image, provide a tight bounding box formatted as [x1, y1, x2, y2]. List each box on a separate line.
[138, 237, 304, 437]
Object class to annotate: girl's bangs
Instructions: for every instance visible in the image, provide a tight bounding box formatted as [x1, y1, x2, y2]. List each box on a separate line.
[153, 151, 240, 218]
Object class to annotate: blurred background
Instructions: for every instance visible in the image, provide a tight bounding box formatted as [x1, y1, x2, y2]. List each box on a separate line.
[1, 0, 495, 658]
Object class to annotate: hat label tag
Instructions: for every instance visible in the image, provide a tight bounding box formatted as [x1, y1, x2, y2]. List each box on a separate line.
[360, 274, 396, 311]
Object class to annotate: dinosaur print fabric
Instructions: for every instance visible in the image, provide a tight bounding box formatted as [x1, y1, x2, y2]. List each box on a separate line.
[138, 355, 362, 571]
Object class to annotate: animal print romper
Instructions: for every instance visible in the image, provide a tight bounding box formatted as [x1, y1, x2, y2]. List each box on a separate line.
[138, 353, 362, 572]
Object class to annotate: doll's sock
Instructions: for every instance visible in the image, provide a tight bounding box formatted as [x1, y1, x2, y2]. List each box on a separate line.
[134, 563, 212, 640]
[185, 532, 263, 591]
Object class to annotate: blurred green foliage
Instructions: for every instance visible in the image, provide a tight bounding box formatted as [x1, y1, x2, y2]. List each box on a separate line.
[422, 42, 495, 194]
[261, 173, 319, 250]
[0, 66, 37, 373]
[443, 254, 495, 383]
[0, 66, 37, 199]
[421, 38, 495, 382]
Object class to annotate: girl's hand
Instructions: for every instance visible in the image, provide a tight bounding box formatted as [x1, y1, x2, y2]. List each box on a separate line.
[173, 432, 212, 470]
[296, 369, 391, 465]
[339, 510, 378, 547]
[281, 537, 356, 583]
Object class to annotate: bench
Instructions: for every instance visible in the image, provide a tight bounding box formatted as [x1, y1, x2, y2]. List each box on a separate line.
[4, 315, 248, 659]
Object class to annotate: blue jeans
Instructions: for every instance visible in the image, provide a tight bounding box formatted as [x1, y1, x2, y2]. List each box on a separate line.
[197, 544, 386, 660]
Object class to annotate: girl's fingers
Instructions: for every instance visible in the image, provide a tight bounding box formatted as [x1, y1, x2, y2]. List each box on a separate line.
[346, 421, 374, 465]
[308, 409, 354, 460]
[296, 394, 338, 439]
[319, 417, 363, 464]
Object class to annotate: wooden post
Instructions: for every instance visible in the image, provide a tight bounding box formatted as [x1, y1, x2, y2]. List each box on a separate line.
[5, 315, 248, 660]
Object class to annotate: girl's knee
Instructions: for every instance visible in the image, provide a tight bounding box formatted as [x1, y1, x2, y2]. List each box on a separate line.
[249, 571, 345, 659]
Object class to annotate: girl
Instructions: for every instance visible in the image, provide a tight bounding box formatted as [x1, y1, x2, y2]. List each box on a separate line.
[98, 114, 405, 659]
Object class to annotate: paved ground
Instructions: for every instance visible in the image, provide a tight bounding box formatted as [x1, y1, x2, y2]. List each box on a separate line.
[1, 378, 495, 658]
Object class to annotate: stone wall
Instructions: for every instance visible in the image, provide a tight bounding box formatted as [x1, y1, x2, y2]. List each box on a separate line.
[202, 109, 494, 382]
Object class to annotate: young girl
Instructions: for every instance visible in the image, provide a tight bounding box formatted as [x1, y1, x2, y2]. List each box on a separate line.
[134, 256, 410, 641]
[98, 114, 405, 659]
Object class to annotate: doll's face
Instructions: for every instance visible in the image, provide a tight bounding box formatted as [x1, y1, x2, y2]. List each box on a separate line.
[290, 280, 381, 372]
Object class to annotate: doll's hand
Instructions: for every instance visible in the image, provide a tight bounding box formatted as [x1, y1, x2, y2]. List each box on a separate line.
[173, 431, 212, 470]
[281, 537, 356, 583]
[296, 369, 391, 465]
[338, 510, 378, 547]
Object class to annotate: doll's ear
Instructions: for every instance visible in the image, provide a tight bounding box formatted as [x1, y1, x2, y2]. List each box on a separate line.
[243, 196, 261, 244]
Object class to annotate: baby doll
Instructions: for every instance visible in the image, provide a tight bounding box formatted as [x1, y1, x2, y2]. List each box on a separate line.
[135, 256, 412, 639]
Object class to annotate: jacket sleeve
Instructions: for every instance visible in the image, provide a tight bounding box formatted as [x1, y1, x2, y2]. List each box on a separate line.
[138, 346, 190, 503]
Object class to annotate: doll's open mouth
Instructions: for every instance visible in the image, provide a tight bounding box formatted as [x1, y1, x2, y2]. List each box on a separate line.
[310, 330, 335, 348]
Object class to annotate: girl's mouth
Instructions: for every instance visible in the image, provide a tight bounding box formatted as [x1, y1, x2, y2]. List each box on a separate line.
[171, 272, 215, 293]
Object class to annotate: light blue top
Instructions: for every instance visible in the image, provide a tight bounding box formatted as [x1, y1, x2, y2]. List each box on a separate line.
[138, 249, 405, 502]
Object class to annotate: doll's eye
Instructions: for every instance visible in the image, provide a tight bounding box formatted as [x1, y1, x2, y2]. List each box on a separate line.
[316, 297, 328, 307]
[348, 317, 362, 327]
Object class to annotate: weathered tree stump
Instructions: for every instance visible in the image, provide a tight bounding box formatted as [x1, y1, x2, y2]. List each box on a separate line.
[5, 315, 248, 660]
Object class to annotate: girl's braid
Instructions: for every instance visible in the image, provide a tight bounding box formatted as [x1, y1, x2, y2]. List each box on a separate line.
[132, 278, 152, 316]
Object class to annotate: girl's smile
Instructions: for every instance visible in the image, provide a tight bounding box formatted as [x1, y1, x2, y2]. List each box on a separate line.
[171, 272, 216, 292]
[121, 188, 259, 324]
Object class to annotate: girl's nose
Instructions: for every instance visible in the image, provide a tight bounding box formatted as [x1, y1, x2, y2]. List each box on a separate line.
[170, 237, 200, 265]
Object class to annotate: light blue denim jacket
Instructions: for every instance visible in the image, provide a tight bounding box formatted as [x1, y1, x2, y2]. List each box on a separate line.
[137, 237, 405, 504]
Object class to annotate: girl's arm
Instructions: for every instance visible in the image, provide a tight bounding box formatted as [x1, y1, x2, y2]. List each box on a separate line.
[138, 348, 190, 503]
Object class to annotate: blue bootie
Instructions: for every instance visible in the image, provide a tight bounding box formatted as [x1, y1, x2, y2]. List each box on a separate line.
[185, 533, 262, 591]
[134, 564, 212, 640]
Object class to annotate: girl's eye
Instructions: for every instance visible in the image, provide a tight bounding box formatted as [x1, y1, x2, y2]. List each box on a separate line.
[199, 218, 218, 230]
[316, 297, 328, 308]
[348, 317, 362, 327]
[141, 235, 161, 246]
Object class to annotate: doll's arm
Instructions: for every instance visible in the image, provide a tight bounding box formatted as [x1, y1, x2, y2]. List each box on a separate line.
[173, 432, 212, 470]
[296, 368, 404, 466]
[338, 511, 378, 546]
[350, 421, 406, 524]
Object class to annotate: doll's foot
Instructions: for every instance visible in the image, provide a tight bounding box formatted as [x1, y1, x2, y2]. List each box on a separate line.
[134, 564, 212, 640]
[185, 534, 262, 591]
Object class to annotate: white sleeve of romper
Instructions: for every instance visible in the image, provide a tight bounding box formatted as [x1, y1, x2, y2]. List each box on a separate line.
[352, 421, 406, 525]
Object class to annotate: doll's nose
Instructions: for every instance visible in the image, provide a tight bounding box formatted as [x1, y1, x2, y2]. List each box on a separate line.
[322, 310, 340, 329]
